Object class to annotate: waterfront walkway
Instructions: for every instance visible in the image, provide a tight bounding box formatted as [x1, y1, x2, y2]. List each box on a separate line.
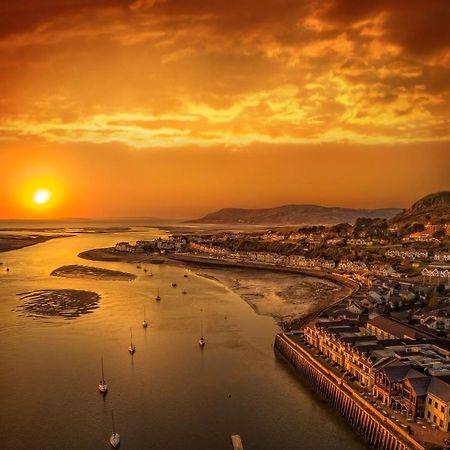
[286, 333, 449, 449]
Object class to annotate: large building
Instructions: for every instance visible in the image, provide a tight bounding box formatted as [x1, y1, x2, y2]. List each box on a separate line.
[304, 316, 450, 431]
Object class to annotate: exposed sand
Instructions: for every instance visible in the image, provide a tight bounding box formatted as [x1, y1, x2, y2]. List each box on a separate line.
[79, 247, 164, 264]
[16, 289, 100, 320]
[194, 267, 353, 330]
[51, 264, 136, 281]
[0, 234, 69, 253]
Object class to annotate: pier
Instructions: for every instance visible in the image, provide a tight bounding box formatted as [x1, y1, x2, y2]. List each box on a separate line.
[275, 333, 426, 450]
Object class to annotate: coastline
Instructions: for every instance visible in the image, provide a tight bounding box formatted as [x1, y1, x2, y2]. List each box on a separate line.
[193, 266, 353, 330]
[0, 234, 70, 254]
[79, 247, 359, 330]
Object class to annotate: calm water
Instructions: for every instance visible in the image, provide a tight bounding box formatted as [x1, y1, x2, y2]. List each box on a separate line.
[0, 226, 367, 450]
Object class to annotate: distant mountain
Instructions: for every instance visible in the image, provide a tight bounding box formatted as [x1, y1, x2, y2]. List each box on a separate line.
[390, 191, 450, 226]
[189, 204, 402, 226]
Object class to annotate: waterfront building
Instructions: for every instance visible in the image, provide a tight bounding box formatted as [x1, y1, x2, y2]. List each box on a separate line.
[366, 316, 437, 341]
[304, 315, 450, 431]
[424, 375, 450, 431]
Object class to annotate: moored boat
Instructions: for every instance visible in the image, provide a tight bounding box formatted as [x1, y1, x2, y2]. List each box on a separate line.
[109, 410, 120, 448]
[98, 357, 108, 394]
[128, 328, 136, 354]
[142, 306, 148, 328]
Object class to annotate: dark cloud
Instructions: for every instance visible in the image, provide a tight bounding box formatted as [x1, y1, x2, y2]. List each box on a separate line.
[321, 0, 450, 57]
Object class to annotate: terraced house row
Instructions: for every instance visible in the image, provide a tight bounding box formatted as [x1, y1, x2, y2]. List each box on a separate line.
[304, 316, 450, 432]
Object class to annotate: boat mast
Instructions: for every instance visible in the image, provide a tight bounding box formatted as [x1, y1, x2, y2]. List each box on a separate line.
[101, 357, 105, 384]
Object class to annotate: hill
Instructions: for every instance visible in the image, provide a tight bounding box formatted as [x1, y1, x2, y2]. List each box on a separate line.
[390, 191, 450, 226]
[189, 204, 401, 226]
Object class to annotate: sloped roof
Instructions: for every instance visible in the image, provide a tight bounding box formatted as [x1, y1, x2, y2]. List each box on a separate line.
[367, 316, 436, 340]
[428, 376, 450, 402]
[407, 377, 431, 396]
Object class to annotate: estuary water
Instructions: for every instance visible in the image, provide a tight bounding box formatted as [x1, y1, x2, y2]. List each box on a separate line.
[0, 226, 367, 450]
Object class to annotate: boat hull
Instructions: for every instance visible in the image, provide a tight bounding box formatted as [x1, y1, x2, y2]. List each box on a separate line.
[109, 433, 120, 448]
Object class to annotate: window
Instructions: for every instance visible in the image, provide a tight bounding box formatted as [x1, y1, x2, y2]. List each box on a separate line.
[434, 401, 438, 409]
[428, 398, 432, 405]
[427, 412, 431, 419]
[442, 405, 445, 413]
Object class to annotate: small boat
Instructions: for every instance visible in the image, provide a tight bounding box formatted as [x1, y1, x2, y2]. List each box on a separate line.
[142, 307, 148, 328]
[198, 314, 206, 348]
[143, 265, 147, 273]
[98, 357, 108, 394]
[128, 328, 136, 354]
[149, 272, 153, 277]
[182, 290, 187, 295]
[136, 265, 142, 269]
[155, 289, 161, 302]
[171, 282, 177, 287]
[184, 274, 188, 278]
[6, 262, 10, 272]
[109, 410, 120, 448]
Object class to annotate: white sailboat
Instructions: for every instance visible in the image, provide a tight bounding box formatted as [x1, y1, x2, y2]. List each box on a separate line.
[142, 306, 148, 328]
[109, 410, 120, 448]
[98, 357, 108, 394]
[198, 313, 206, 348]
[128, 328, 136, 354]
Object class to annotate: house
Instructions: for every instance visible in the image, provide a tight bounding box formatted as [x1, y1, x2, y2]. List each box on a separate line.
[366, 315, 437, 340]
[424, 375, 450, 431]
[420, 306, 450, 332]
[347, 299, 365, 315]
[434, 252, 450, 262]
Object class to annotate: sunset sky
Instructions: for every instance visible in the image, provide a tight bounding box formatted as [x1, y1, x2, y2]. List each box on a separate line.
[1, 0, 449, 219]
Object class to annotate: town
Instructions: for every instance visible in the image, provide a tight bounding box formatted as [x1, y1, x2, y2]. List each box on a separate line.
[112, 218, 450, 338]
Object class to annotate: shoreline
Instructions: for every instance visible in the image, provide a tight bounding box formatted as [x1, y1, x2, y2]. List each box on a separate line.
[166, 254, 359, 330]
[0, 234, 70, 254]
[79, 247, 359, 330]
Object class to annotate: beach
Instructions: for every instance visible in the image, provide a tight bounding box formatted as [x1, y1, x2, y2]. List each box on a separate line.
[193, 266, 353, 330]
[78, 247, 355, 330]
[51, 264, 137, 281]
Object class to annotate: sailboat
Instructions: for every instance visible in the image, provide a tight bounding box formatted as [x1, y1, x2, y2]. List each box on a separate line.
[155, 289, 161, 302]
[128, 328, 136, 354]
[98, 357, 108, 394]
[198, 314, 206, 348]
[142, 307, 148, 328]
[109, 410, 120, 448]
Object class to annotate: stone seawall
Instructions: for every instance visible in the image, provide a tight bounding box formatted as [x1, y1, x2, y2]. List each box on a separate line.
[275, 333, 425, 450]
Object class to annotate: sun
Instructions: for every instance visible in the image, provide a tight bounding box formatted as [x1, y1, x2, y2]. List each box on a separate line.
[33, 189, 51, 205]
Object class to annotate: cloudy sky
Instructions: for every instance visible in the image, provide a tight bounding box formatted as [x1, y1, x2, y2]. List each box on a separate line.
[1, 0, 449, 218]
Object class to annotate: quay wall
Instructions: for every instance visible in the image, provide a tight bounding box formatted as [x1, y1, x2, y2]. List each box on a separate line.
[275, 333, 425, 450]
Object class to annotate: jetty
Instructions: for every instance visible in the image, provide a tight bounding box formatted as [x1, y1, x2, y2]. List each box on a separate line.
[231, 434, 244, 450]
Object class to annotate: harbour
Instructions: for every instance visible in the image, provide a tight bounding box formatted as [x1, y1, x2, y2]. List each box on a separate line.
[0, 227, 366, 450]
